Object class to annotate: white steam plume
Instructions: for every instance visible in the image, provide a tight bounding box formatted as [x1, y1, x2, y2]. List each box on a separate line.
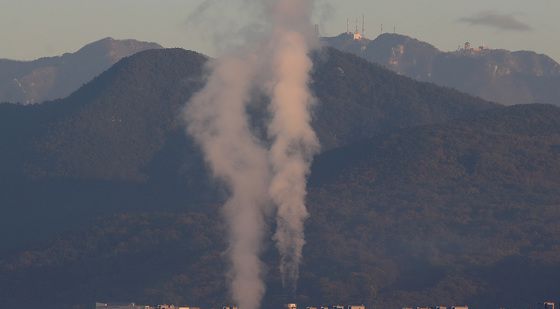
[264, 0, 320, 289]
[184, 0, 319, 307]
[185, 55, 270, 309]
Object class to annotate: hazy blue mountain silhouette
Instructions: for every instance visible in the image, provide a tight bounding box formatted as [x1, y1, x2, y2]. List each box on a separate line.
[323, 32, 560, 106]
[0, 38, 162, 104]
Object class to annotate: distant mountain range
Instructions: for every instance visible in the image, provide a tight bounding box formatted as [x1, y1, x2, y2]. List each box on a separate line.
[323, 32, 560, 105]
[3, 34, 559, 107]
[0, 38, 162, 104]
[1, 47, 560, 309]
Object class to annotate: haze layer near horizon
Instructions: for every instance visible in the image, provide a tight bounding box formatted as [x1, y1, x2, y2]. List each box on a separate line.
[0, 0, 559, 61]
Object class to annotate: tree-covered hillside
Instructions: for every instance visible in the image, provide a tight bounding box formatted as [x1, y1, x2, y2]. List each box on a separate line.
[3, 48, 559, 309]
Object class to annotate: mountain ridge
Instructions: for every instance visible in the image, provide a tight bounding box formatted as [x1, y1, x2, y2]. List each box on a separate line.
[0, 47, 497, 182]
[0, 37, 163, 104]
[322, 32, 560, 105]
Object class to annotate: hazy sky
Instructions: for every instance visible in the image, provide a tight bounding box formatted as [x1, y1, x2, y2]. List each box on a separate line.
[1, 0, 559, 61]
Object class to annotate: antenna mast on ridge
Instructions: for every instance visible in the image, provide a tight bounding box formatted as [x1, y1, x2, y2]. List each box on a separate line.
[362, 15, 365, 36]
